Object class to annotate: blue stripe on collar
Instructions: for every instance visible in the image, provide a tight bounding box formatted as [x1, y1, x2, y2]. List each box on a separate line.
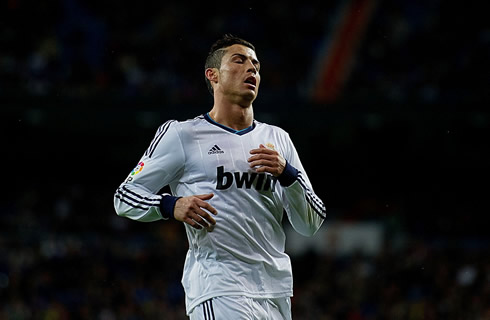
[204, 113, 256, 135]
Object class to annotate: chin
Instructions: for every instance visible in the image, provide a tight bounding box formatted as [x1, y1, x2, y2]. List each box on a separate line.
[230, 90, 258, 105]
[243, 90, 258, 103]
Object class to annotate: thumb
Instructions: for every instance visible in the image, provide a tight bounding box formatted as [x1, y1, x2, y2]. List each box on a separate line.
[259, 144, 266, 148]
[195, 193, 214, 200]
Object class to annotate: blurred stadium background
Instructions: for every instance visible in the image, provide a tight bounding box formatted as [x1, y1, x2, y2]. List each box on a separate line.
[1, 0, 489, 319]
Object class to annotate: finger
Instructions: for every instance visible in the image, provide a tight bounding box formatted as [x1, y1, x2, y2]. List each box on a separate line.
[254, 165, 276, 174]
[249, 159, 275, 168]
[248, 154, 275, 162]
[189, 210, 210, 228]
[191, 211, 216, 233]
[187, 208, 209, 228]
[194, 207, 216, 225]
[195, 193, 214, 200]
[250, 148, 277, 154]
[196, 199, 218, 215]
[193, 202, 217, 222]
[250, 144, 276, 153]
[184, 217, 203, 230]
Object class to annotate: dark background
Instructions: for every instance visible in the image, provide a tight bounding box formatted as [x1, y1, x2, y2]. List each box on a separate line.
[1, 0, 489, 319]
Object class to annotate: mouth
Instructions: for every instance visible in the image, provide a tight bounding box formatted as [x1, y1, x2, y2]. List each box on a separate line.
[244, 76, 257, 88]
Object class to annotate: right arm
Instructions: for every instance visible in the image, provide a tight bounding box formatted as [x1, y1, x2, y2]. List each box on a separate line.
[114, 120, 184, 222]
[114, 120, 217, 229]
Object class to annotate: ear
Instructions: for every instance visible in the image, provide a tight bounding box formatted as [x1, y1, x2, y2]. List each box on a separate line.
[205, 68, 218, 84]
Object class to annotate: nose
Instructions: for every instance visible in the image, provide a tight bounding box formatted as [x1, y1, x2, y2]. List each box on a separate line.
[246, 60, 258, 74]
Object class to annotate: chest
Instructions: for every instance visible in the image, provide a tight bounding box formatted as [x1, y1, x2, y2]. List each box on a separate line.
[180, 127, 285, 190]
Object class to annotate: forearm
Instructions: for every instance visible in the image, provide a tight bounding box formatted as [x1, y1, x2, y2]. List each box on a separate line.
[114, 183, 179, 222]
[280, 162, 326, 236]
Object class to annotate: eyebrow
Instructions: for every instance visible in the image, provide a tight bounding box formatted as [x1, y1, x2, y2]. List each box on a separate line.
[231, 53, 260, 67]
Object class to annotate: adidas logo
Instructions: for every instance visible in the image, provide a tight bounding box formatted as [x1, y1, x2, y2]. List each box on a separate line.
[208, 144, 225, 155]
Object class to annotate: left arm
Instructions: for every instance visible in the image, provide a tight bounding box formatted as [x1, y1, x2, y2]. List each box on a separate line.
[249, 142, 326, 236]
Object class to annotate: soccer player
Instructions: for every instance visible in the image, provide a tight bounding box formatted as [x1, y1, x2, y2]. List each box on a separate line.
[114, 34, 326, 319]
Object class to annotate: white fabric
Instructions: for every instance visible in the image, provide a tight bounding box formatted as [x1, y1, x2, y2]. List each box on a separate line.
[189, 296, 292, 320]
[114, 115, 325, 314]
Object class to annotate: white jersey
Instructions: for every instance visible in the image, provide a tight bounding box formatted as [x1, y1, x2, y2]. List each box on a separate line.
[114, 114, 326, 314]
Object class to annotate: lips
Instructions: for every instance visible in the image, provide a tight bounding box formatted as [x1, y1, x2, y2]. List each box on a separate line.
[244, 76, 257, 87]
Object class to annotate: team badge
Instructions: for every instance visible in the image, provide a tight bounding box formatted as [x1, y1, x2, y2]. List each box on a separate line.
[265, 143, 276, 150]
[131, 162, 145, 175]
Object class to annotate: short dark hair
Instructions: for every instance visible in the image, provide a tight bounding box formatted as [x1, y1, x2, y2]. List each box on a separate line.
[204, 34, 256, 95]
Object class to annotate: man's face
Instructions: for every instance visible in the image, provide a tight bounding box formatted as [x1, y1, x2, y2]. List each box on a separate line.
[216, 44, 261, 103]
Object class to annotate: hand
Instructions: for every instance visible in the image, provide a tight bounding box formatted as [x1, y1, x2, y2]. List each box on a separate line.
[174, 193, 218, 231]
[248, 144, 286, 177]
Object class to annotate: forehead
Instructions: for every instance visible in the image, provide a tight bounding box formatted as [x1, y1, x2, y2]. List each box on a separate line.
[223, 44, 258, 60]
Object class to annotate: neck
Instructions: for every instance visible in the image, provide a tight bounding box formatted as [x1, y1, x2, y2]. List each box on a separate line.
[208, 100, 254, 131]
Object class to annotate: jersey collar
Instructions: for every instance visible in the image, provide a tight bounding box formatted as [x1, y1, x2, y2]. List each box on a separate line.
[204, 113, 256, 135]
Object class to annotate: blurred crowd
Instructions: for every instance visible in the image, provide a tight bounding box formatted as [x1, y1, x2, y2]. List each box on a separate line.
[1, 0, 487, 105]
[346, 1, 488, 106]
[0, 0, 334, 103]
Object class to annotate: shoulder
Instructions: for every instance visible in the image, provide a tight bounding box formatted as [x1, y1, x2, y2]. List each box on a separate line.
[255, 119, 290, 138]
[144, 116, 206, 158]
[173, 115, 206, 128]
[157, 115, 206, 133]
[150, 115, 204, 143]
